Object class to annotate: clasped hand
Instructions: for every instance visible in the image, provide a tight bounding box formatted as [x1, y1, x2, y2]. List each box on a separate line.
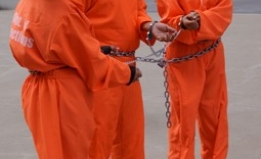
[181, 11, 200, 30]
[151, 22, 178, 42]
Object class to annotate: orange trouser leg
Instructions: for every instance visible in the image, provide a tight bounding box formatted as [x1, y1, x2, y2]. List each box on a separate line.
[111, 81, 144, 159]
[22, 68, 95, 159]
[167, 46, 228, 159]
[89, 85, 123, 159]
[198, 47, 228, 159]
[89, 81, 144, 159]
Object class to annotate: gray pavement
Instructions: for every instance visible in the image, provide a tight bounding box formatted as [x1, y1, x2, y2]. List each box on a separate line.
[1, 9, 261, 159]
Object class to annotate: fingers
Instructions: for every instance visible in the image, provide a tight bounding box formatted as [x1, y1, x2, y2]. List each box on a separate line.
[156, 34, 170, 42]
[165, 26, 180, 41]
[135, 67, 142, 79]
[152, 23, 178, 42]
[164, 33, 174, 42]
[166, 25, 177, 33]
[133, 67, 142, 82]
[182, 16, 199, 30]
[186, 11, 200, 21]
[186, 20, 199, 30]
[182, 11, 200, 30]
[169, 32, 177, 41]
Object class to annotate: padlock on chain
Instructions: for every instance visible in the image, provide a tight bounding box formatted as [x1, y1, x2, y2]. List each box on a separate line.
[157, 59, 166, 68]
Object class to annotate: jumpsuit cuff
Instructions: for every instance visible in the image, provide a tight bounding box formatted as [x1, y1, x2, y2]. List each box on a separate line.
[127, 65, 136, 85]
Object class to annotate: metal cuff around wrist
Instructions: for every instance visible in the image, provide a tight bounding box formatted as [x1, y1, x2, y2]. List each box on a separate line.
[147, 21, 158, 40]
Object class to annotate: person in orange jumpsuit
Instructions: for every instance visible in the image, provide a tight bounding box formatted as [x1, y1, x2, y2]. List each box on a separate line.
[156, 0, 233, 158]
[85, 1, 176, 158]
[9, 0, 143, 159]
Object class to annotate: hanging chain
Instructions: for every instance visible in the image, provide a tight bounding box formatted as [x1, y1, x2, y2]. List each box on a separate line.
[162, 56, 172, 128]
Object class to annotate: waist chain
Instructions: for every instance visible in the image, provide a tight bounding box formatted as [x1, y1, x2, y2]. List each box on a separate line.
[165, 38, 221, 64]
[132, 38, 221, 67]
[109, 51, 135, 57]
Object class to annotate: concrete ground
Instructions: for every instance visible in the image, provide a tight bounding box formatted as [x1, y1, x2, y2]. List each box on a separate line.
[0, 9, 261, 159]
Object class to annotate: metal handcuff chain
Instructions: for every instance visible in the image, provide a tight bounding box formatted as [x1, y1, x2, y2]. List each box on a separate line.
[120, 28, 221, 128]
[162, 54, 172, 128]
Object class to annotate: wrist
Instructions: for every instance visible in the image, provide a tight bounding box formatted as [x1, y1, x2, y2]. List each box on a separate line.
[178, 16, 186, 30]
[146, 21, 158, 40]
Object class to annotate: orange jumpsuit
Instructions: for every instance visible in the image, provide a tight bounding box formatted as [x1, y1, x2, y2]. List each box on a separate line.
[9, 0, 134, 159]
[156, 0, 233, 158]
[85, 0, 152, 158]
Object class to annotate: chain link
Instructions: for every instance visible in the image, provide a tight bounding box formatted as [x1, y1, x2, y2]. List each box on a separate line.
[125, 52, 164, 65]
[109, 51, 135, 57]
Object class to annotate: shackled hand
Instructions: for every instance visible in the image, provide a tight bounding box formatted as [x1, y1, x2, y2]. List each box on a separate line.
[180, 11, 200, 30]
[134, 67, 142, 82]
[127, 66, 142, 85]
[151, 22, 177, 42]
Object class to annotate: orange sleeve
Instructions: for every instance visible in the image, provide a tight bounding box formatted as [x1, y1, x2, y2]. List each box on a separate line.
[49, 13, 131, 91]
[136, 0, 155, 45]
[157, 0, 184, 23]
[195, 0, 233, 41]
[70, 0, 94, 12]
[83, 0, 95, 12]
